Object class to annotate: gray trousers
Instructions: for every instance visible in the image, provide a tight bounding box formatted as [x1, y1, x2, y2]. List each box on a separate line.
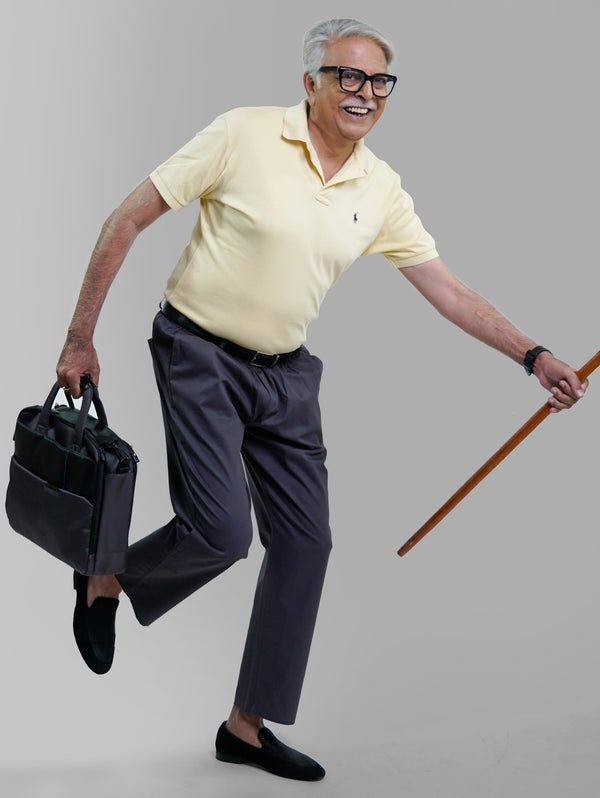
[118, 311, 332, 724]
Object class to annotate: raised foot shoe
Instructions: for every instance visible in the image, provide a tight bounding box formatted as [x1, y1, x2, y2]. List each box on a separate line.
[73, 571, 119, 675]
[215, 721, 325, 781]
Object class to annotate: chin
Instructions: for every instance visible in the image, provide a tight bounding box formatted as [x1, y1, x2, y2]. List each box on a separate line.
[340, 122, 375, 140]
[337, 112, 377, 138]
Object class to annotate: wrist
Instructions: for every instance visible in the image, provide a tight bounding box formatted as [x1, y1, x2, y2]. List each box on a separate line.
[66, 327, 94, 345]
[523, 345, 552, 376]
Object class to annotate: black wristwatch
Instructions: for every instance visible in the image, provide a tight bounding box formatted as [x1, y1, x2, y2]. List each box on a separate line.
[523, 346, 552, 376]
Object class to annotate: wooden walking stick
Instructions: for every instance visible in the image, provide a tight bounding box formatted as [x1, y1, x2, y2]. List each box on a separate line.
[398, 350, 600, 557]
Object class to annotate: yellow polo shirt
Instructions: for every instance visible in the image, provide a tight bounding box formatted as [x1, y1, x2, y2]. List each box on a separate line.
[150, 100, 438, 353]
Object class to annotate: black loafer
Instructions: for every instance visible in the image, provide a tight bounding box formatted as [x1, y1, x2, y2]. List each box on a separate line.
[73, 571, 119, 674]
[215, 721, 325, 781]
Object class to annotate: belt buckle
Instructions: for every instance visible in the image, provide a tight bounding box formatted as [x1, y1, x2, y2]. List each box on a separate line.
[250, 351, 280, 368]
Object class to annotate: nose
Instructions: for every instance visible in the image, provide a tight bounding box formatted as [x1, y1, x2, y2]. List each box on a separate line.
[356, 78, 375, 101]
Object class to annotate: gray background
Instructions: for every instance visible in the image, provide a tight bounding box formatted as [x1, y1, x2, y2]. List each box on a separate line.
[2, 1, 599, 796]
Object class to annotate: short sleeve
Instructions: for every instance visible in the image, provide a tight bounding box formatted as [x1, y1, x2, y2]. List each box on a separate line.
[149, 114, 230, 211]
[362, 173, 438, 268]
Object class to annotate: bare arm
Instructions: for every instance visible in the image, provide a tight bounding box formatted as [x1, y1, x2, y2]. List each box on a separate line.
[57, 178, 170, 397]
[401, 256, 587, 412]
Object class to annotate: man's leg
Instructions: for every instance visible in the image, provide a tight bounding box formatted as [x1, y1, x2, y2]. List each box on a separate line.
[115, 312, 257, 624]
[234, 347, 332, 726]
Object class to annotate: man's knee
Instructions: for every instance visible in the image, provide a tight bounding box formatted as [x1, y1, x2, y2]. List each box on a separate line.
[189, 509, 253, 562]
[294, 522, 332, 566]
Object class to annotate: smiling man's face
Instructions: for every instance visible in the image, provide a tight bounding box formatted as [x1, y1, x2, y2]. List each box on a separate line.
[304, 36, 389, 147]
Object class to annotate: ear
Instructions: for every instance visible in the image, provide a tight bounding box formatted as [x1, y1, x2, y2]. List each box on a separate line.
[303, 71, 317, 106]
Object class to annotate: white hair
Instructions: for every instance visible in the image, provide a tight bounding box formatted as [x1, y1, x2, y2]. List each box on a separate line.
[302, 18, 395, 81]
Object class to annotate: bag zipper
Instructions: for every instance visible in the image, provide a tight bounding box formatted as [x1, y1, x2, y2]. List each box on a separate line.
[103, 439, 139, 472]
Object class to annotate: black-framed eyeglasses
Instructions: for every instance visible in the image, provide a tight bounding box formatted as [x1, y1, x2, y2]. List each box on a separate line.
[318, 66, 397, 98]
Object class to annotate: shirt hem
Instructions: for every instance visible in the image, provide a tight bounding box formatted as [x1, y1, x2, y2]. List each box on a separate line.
[149, 170, 185, 211]
[388, 249, 439, 269]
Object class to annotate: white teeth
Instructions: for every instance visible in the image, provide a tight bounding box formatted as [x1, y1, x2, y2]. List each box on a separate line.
[345, 106, 369, 115]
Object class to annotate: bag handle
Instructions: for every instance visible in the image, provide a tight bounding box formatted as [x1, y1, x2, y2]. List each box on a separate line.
[38, 378, 108, 448]
[73, 379, 108, 446]
[39, 383, 75, 428]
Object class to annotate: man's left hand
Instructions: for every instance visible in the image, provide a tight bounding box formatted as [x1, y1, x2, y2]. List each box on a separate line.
[534, 351, 588, 412]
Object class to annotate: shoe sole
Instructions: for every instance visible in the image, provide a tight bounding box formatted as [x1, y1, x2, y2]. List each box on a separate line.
[215, 752, 245, 764]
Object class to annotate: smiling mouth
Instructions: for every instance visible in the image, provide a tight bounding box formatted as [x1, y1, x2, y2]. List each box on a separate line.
[342, 106, 371, 118]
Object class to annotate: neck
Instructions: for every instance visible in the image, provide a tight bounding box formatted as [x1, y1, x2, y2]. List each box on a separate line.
[306, 115, 355, 182]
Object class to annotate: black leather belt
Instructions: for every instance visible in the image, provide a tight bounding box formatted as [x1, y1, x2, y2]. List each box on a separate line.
[161, 302, 299, 367]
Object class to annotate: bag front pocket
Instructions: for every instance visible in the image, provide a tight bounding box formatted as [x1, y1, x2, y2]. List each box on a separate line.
[6, 456, 94, 572]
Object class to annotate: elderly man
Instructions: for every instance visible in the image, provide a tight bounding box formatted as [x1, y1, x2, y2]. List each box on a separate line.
[57, 18, 586, 781]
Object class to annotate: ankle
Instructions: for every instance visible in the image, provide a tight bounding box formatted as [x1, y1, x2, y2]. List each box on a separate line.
[87, 575, 121, 607]
[226, 706, 263, 747]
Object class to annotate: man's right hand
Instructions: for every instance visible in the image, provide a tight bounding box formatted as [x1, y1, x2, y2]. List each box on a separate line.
[56, 333, 100, 398]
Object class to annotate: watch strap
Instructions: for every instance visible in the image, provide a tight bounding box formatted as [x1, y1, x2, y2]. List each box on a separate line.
[524, 346, 552, 375]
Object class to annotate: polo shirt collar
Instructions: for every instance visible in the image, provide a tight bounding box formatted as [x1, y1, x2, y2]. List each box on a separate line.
[283, 99, 368, 184]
